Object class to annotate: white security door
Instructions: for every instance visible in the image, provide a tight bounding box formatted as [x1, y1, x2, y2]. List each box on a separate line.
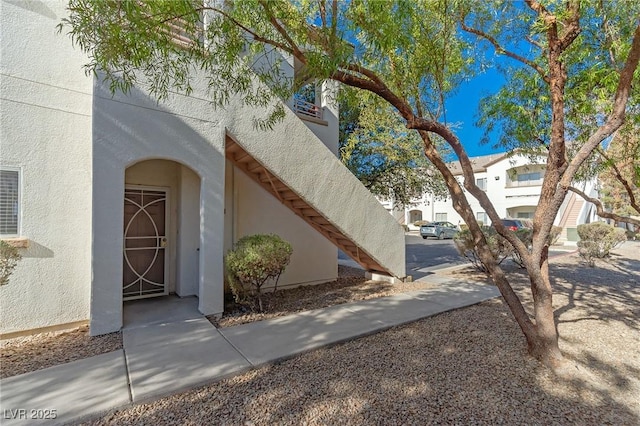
[123, 187, 169, 300]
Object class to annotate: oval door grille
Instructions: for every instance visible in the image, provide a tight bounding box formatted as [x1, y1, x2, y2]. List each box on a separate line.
[123, 188, 168, 300]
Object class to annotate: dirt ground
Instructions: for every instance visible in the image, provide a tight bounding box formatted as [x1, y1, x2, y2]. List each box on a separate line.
[1, 265, 432, 378]
[3, 243, 639, 425]
[82, 242, 640, 425]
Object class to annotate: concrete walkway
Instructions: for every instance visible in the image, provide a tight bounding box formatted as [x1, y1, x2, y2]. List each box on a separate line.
[1, 280, 499, 425]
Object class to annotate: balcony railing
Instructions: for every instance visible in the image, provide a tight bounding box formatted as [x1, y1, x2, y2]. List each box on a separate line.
[293, 98, 323, 120]
[506, 179, 544, 188]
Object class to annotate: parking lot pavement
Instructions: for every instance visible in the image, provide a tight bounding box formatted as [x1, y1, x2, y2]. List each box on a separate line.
[339, 234, 576, 280]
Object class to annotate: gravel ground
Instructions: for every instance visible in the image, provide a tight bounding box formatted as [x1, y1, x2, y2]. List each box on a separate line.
[0, 265, 433, 378]
[0, 326, 122, 379]
[210, 265, 436, 328]
[81, 242, 640, 425]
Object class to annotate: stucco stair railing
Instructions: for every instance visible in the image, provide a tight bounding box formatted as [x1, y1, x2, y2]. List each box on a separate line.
[226, 136, 405, 278]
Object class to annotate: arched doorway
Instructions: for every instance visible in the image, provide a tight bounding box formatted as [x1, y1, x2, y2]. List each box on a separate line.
[124, 159, 201, 300]
[409, 209, 423, 224]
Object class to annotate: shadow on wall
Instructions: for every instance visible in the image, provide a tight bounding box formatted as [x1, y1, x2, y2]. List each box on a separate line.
[90, 81, 228, 324]
[6, 0, 58, 20]
[19, 240, 54, 259]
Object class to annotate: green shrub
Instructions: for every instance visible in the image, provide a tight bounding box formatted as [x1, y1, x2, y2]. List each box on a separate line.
[0, 240, 22, 286]
[576, 222, 626, 266]
[453, 226, 512, 273]
[625, 229, 640, 240]
[510, 226, 562, 267]
[225, 234, 293, 312]
[455, 225, 564, 270]
[612, 228, 627, 248]
[413, 220, 430, 227]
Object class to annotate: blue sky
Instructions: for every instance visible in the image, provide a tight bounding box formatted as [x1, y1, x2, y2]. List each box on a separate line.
[444, 68, 506, 157]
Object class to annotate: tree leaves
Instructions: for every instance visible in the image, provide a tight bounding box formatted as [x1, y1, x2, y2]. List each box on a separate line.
[339, 91, 447, 206]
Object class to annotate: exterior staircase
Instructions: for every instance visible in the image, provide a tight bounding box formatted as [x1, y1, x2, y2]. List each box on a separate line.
[221, 90, 406, 279]
[558, 192, 584, 241]
[227, 139, 390, 273]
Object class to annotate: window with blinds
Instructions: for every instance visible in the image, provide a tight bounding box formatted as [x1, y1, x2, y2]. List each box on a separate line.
[435, 213, 447, 221]
[0, 169, 20, 235]
[476, 177, 487, 191]
[164, 15, 204, 49]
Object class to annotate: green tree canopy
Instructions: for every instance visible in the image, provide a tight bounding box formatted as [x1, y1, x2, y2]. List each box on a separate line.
[340, 90, 448, 207]
[62, 0, 640, 369]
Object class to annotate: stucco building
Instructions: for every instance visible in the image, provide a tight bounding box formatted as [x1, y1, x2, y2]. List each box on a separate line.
[382, 152, 597, 242]
[0, 0, 405, 337]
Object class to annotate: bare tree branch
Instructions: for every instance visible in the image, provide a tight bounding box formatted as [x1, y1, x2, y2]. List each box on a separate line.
[199, 6, 294, 55]
[257, 0, 306, 63]
[568, 186, 640, 226]
[556, 1, 581, 51]
[596, 147, 640, 214]
[344, 63, 386, 88]
[459, 19, 550, 84]
[406, 117, 531, 257]
[526, 35, 544, 50]
[318, 0, 327, 28]
[331, 0, 338, 40]
[524, 0, 550, 16]
[331, 69, 414, 120]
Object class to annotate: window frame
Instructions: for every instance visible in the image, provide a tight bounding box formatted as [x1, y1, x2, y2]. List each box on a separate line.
[517, 171, 542, 182]
[476, 177, 487, 191]
[0, 166, 22, 238]
[477, 211, 488, 225]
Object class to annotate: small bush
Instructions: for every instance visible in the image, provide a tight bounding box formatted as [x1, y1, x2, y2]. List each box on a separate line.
[225, 234, 293, 312]
[577, 222, 626, 266]
[510, 225, 562, 267]
[612, 228, 627, 248]
[510, 228, 533, 268]
[455, 225, 564, 270]
[0, 240, 22, 286]
[453, 226, 512, 273]
[413, 220, 430, 227]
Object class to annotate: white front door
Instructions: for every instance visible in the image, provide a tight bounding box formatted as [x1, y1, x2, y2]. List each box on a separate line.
[123, 186, 169, 300]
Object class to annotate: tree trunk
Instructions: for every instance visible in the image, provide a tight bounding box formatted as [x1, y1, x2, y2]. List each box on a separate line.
[414, 131, 565, 367]
[473, 239, 562, 366]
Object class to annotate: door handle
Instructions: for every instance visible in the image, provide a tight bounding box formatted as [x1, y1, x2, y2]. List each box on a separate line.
[160, 237, 168, 247]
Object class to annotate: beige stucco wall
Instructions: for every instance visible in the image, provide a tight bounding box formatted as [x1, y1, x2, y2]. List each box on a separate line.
[1, 0, 404, 336]
[177, 165, 201, 297]
[231, 167, 338, 288]
[0, 0, 94, 334]
[91, 80, 226, 335]
[221, 90, 406, 279]
[299, 81, 340, 156]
